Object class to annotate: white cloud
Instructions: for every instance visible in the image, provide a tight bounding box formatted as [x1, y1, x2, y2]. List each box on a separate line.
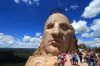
[91, 38, 100, 47]
[23, 35, 31, 42]
[0, 33, 42, 48]
[94, 38, 100, 43]
[22, 0, 32, 5]
[82, 0, 100, 18]
[70, 5, 79, 9]
[21, 34, 42, 48]
[78, 38, 100, 48]
[94, 38, 100, 47]
[65, 8, 68, 12]
[23, 35, 41, 42]
[90, 19, 100, 38]
[22, 35, 41, 48]
[82, 33, 91, 38]
[14, 0, 39, 6]
[14, 0, 20, 4]
[36, 32, 41, 37]
[77, 19, 100, 47]
[79, 19, 100, 38]
[71, 20, 89, 33]
[0, 33, 15, 44]
[33, 0, 39, 6]
[78, 39, 93, 45]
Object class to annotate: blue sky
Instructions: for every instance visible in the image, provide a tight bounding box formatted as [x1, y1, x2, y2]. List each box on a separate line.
[0, 0, 100, 48]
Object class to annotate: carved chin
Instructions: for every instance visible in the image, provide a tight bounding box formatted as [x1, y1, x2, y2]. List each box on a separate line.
[45, 45, 59, 54]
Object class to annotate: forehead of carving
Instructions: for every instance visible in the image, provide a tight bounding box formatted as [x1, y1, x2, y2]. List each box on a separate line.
[46, 13, 70, 25]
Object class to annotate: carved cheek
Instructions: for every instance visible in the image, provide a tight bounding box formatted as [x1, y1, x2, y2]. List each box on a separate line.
[65, 30, 72, 36]
[43, 30, 52, 43]
[63, 30, 72, 42]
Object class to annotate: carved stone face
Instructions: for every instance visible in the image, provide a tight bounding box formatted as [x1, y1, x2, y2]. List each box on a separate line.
[42, 13, 74, 55]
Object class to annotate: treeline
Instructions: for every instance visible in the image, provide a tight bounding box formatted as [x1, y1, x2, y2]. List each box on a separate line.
[93, 47, 100, 53]
[78, 43, 100, 53]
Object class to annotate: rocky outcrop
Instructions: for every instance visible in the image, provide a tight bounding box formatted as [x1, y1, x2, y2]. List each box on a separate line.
[25, 12, 77, 66]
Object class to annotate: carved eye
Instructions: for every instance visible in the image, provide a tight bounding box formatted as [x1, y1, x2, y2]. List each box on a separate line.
[46, 24, 54, 29]
[60, 24, 69, 31]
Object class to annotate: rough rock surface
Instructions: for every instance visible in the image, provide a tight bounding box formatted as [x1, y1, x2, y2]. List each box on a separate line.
[25, 55, 72, 66]
[25, 13, 77, 66]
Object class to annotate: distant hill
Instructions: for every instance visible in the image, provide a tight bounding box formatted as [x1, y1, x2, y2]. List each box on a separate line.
[0, 48, 37, 66]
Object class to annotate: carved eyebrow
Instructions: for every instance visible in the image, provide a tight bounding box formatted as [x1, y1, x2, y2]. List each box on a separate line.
[60, 23, 69, 31]
[46, 22, 54, 29]
[60, 23, 68, 27]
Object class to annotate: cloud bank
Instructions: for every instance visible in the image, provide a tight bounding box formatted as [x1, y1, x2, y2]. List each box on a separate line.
[14, 0, 39, 6]
[71, 19, 100, 48]
[71, 20, 89, 33]
[0, 32, 42, 48]
[70, 5, 79, 9]
[82, 0, 100, 18]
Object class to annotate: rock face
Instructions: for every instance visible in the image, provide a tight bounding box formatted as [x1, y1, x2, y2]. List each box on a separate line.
[25, 13, 77, 66]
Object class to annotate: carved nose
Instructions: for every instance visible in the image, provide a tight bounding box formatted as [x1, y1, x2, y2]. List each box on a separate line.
[51, 24, 63, 38]
[51, 30, 63, 38]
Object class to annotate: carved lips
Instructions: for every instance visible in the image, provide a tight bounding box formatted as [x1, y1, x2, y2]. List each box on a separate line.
[49, 39, 63, 46]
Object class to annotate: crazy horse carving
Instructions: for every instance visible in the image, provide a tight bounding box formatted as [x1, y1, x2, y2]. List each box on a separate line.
[25, 12, 77, 66]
